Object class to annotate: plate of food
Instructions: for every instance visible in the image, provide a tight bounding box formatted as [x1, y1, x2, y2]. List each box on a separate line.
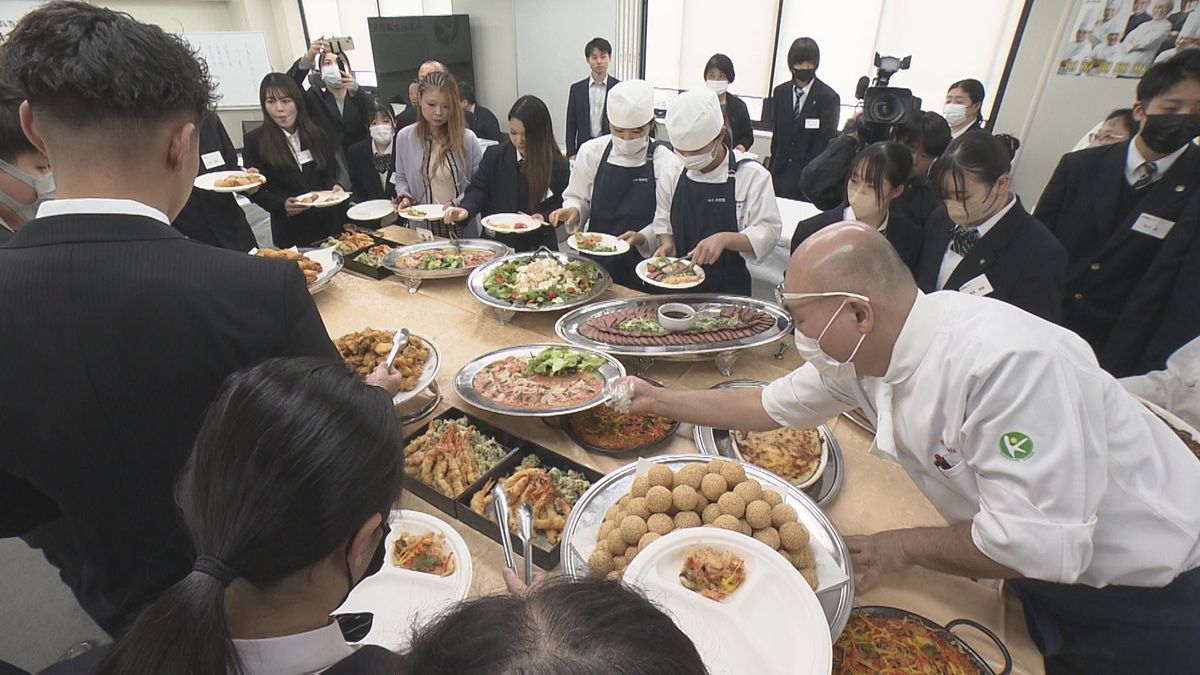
[251, 246, 342, 294]
[567, 232, 630, 256]
[1135, 395, 1200, 461]
[334, 328, 439, 405]
[563, 389, 679, 455]
[336, 509, 472, 651]
[833, 606, 1011, 675]
[468, 251, 611, 312]
[350, 244, 397, 277]
[636, 256, 705, 289]
[454, 344, 625, 417]
[317, 231, 378, 256]
[623, 527, 833, 675]
[402, 413, 517, 513]
[194, 170, 266, 193]
[398, 204, 446, 221]
[730, 427, 829, 490]
[348, 199, 398, 222]
[296, 190, 349, 208]
[481, 212, 542, 234]
[383, 240, 510, 279]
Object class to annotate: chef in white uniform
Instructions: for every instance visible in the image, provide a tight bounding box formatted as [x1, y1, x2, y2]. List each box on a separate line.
[1156, 11, 1200, 63]
[1122, 336, 1200, 429]
[1060, 13, 1096, 75]
[618, 222, 1200, 675]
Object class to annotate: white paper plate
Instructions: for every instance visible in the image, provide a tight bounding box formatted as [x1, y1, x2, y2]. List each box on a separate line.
[624, 528, 833, 675]
[193, 170, 266, 193]
[392, 333, 440, 406]
[730, 429, 830, 490]
[296, 190, 349, 208]
[566, 232, 631, 257]
[336, 510, 473, 651]
[482, 212, 542, 234]
[399, 204, 445, 221]
[636, 257, 706, 289]
[348, 199, 398, 221]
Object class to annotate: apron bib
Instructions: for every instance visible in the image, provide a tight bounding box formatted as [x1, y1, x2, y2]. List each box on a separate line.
[669, 150, 753, 296]
[589, 140, 657, 288]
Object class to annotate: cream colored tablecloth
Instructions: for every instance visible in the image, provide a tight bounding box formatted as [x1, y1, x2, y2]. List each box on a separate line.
[314, 226, 1044, 675]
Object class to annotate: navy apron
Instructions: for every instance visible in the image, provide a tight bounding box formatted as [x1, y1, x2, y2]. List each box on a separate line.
[588, 140, 657, 289]
[669, 150, 753, 295]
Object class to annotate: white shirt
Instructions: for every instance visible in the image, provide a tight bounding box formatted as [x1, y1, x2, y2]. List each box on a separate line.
[588, 74, 608, 138]
[1125, 139, 1187, 186]
[762, 290, 1200, 587]
[936, 194, 1017, 290]
[651, 149, 781, 264]
[234, 621, 355, 675]
[843, 204, 889, 235]
[1122, 336, 1200, 430]
[37, 198, 170, 225]
[284, 128, 307, 170]
[373, 138, 394, 191]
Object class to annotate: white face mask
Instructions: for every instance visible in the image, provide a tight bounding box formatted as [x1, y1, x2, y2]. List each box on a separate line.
[942, 103, 969, 127]
[792, 299, 867, 380]
[321, 64, 342, 88]
[611, 133, 649, 158]
[676, 141, 719, 173]
[706, 79, 730, 95]
[370, 124, 395, 146]
[0, 158, 55, 226]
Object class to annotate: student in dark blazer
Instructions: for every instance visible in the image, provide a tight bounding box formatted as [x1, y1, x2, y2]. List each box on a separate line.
[287, 39, 371, 185]
[347, 100, 397, 205]
[791, 142, 923, 276]
[461, 80, 505, 143]
[0, 2, 407, 634]
[566, 37, 620, 157]
[1035, 53, 1200, 375]
[891, 111, 953, 226]
[704, 53, 755, 152]
[243, 73, 347, 248]
[917, 131, 1066, 322]
[768, 37, 841, 201]
[942, 79, 987, 140]
[172, 112, 258, 251]
[445, 95, 570, 252]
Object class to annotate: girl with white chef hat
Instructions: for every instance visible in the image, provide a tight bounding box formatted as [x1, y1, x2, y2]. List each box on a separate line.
[549, 80, 680, 289]
[649, 88, 781, 295]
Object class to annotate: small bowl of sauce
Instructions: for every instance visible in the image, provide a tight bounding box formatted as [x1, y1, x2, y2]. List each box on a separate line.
[657, 303, 696, 331]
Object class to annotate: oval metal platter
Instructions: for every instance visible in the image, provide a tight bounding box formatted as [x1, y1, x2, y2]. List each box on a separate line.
[381, 239, 511, 280]
[466, 249, 612, 313]
[453, 343, 626, 418]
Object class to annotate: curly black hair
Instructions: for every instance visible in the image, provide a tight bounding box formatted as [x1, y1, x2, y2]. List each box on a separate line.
[0, 0, 215, 128]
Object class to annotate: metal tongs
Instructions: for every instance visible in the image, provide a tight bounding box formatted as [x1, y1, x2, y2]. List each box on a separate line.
[383, 328, 410, 372]
[491, 484, 517, 572]
[448, 228, 463, 253]
[517, 502, 534, 586]
[530, 245, 557, 261]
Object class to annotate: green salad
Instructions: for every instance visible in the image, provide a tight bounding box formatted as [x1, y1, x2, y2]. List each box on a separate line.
[524, 346, 607, 376]
[615, 315, 743, 333]
[483, 257, 596, 307]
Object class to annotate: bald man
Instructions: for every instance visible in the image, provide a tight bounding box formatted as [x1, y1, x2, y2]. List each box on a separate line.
[621, 222, 1200, 675]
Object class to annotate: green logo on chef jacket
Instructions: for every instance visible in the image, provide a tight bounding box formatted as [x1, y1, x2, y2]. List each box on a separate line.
[999, 432, 1034, 461]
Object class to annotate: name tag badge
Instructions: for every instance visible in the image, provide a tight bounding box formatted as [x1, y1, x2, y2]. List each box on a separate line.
[804, 118, 820, 130]
[201, 151, 224, 170]
[959, 273, 994, 297]
[1131, 213, 1175, 240]
[296, 149, 314, 166]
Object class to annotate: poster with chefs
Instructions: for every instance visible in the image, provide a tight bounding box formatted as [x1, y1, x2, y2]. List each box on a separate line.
[1058, 0, 1199, 78]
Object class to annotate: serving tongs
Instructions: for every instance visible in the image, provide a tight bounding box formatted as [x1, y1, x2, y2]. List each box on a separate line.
[491, 484, 517, 572]
[383, 328, 410, 373]
[529, 245, 558, 261]
[448, 229, 463, 253]
[517, 502, 534, 585]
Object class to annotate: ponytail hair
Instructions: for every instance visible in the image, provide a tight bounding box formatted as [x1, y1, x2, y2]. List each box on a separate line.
[948, 78, 986, 125]
[98, 358, 403, 674]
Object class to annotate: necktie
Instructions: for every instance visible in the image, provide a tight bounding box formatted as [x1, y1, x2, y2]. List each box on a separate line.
[372, 153, 389, 174]
[949, 225, 980, 256]
[793, 86, 803, 120]
[517, 158, 526, 174]
[1131, 160, 1157, 190]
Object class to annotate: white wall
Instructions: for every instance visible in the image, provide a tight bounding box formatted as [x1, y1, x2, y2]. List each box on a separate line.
[103, 0, 234, 33]
[452, 0, 519, 121]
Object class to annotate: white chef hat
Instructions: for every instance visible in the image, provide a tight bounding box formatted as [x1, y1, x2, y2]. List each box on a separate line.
[1181, 11, 1200, 38]
[1077, 10, 1097, 32]
[607, 80, 655, 129]
[665, 89, 724, 152]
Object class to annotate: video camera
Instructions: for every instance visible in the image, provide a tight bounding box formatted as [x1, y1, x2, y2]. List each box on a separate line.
[854, 53, 921, 144]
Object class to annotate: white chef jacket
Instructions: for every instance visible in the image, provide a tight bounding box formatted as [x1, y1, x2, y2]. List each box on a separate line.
[1061, 40, 1094, 73]
[651, 149, 781, 265]
[761, 290, 1200, 587]
[234, 621, 355, 674]
[1122, 19, 1173, 70]
[562, 135, 682, 257]
[1121, 336, 1200, 430]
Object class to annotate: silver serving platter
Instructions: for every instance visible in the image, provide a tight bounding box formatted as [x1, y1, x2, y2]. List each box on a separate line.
[555, 294, 793, 358]
[694, 380, 843, 507]
[453, 343, 626, 417]
[303, 249, 342, 295]
[381, 239, 511, 279]
[559, 454, 854, 640]
[466, 249, 612, 313]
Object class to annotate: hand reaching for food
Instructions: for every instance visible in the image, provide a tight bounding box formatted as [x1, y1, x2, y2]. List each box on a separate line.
[845, 531, 909, 594]
[364, 361, 408, 397]
[502, 567, 548, 595]
[612, 376, 658, 415]
[442, 206, 469, 223]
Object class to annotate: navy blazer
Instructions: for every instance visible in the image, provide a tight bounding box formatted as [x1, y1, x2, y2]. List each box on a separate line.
[173, 112, 257, 251]
[286, 61, 371, 158]
[1035, 141, 1200, 375]
[724, 93, 755, 152]
[470, 104, 505, 143]
[917, 198, 1067, 322]
[566, 75, 619, 156]
[767, 77, 840, 198]
[460, 142, 569, 251]
[347, 137, 397, 203]
[242, 125, 346, 248]
[790, 203, 923, 277]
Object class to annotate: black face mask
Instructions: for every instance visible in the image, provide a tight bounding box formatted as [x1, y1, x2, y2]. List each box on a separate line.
[793, 68, 816, 85]
[339, 513, 389, 607]
[1140, 114, 1200, 155]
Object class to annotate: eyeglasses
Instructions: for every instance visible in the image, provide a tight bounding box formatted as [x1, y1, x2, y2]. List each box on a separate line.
[1088, 132, 1129, 145]
[774, 283, 870, 307]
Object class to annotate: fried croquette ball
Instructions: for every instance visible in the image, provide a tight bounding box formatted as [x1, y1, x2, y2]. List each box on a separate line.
[605, 504, 623, 522]
[612, 555, 626, 569]
[621, 515, 648, 545]
[638, 532, 661, 550]
[630, 476, 650, 498]
[695, 493, 710, 511]
[771, 503, 799, 528]
[706, 458, 729, 475]
[761, 489, 784, 507]
[777, 549, 797, 566]
[618, 494, 632, 507]
[646, 485, 673, 514]
[745, 500, 772, 529]
[625, 545, 640, 560]
[702, 503, 722, 524]
[713, 514, 742, 531]
[739, 519, 753, 537]
[607, 528, 627, 555]
[647, 512, 675, 535]
[628, 496, 651, 520]
[700, 473, 728, 501]
[588, 548, 615, 575]
[718, 461, 746, 487]
[800, 566, 818, 589]
[677, 463, 706, 490]
[753, 527, 781, 549]
[733, 479, 763, 504]
[674, 510, 702, 529]
[598, 520, 614, 540]
[672, 485, 699, 512]
[717, 492, 746, 519]
[779, 521, 810, 551]
[647, 464, 674, 489]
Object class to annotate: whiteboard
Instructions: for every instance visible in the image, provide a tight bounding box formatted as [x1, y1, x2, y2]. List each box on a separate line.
[183, 32, 273, 109]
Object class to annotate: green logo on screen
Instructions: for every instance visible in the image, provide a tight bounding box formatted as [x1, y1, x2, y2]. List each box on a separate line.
[999, 432, 1034, 461]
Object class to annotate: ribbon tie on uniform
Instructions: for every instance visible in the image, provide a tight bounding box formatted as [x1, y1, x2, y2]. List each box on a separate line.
[372, 153, 390, 174]
[949, 225, 980, 256]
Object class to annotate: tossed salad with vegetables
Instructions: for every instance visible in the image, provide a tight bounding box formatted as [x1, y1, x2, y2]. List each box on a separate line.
[524, 346, 607, 376]
[483, 257, 597, 307]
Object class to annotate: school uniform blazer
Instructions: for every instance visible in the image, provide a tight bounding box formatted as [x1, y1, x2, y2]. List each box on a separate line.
[566, 75, 619, 156]
[1034, 140, 1200, 374]
[0, 214, 337, 632]
[173, 112, 257, 251]
[917, 198, 1067, 322]
[767, 77, 840, 176]
[287, 61, 371, 156]
[458, 142, 570, 219]
[789, 203, 923, 277]
[724, 93, 755, 151]
[892, 174, 944, 228]
[242, 125, 344, 247]
[470, 104, 505, 143]
[347, 137, 396, 203]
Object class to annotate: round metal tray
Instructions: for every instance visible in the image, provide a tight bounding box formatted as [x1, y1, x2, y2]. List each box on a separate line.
[302, 248, 343, 295]
[557, 377, 678, 456]
[466, 249, 612, 313]
[836, 606, 1012, 675]
[453, 343, 626, 417]
[559, 454, 854, 640]
[381, 239, 511, 279]
[693, 380, 843, 506]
